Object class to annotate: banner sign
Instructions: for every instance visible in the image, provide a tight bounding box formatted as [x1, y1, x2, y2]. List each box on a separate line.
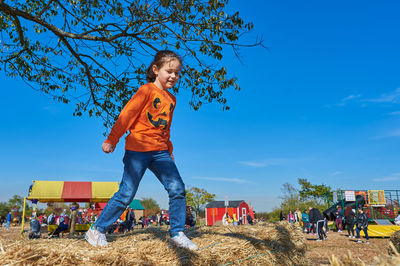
[333, 191, 337, 203]
[367, 190, 386, 206]
[344, 190, 355, 202]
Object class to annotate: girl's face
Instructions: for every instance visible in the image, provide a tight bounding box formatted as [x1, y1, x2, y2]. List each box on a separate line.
[153, 59, 181, 90]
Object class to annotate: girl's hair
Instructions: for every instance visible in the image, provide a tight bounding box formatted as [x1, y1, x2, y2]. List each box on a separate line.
[146, 50, 183, 82]
[344, 206, 352, 217]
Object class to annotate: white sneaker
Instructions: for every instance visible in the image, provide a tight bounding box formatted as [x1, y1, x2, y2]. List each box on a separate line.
[170, 232, 198, 250]
[85, 227, 108, 247]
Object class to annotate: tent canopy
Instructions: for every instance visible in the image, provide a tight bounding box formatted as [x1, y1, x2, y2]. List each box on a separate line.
[27, 181, 119, 202]
[129, 199, 145, 210]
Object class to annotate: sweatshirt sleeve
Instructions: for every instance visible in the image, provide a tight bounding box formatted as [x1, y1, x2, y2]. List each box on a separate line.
[105, 86, 149, 146]
[166, 97, 175, 157]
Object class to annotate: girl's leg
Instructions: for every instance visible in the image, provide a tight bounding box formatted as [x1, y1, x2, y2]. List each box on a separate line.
[149, 150, 186, 235]
[95, 151, 150, 233]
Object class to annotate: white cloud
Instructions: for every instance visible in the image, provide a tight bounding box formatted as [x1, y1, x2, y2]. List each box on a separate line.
[373, 173, 400, 182]
[331, 171, 343, 176]
[192, 176, 253, 184]
[332, 88, 400, 108]
[334, 94, 362, 106]
[342, 94, 362, 102]
[372, 128, 400, 139]
[238, 158, 288, 168]
[363, 88, 400, 104]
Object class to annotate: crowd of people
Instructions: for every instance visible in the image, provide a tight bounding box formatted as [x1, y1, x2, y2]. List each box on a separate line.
[4, 201, 400, 244]
[280, 205, 372, 244]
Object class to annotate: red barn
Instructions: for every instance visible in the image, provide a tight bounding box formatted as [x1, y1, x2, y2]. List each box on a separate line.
[205, 200, 250, 226]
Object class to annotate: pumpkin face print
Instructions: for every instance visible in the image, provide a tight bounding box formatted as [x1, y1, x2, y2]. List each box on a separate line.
[147, 96, 174, 130]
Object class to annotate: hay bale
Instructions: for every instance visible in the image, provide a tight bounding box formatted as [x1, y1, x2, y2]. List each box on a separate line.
[0, 222, 307, 265]
[389, 230, 400, 255]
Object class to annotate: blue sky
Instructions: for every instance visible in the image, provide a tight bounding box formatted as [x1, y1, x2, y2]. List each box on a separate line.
[1, 0, 400, 212]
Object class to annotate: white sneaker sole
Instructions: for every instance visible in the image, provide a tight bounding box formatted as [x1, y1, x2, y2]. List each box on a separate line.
[169, 239, 198, 250]
[85, 232, 98, 247]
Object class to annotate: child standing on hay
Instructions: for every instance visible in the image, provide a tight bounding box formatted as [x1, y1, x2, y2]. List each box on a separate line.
[85, 50, 197, 250]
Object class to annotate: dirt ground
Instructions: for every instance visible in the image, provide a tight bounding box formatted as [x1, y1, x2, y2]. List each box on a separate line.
[305, 230, 391, 265]
[0, 225, 392, 265]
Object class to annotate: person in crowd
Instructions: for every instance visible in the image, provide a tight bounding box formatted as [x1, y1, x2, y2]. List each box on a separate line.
[232, 213, 238, 227]
[345, 206, 356, 238]
[335, 205, 344, 232]
[29, 215, 41, 239]
[295, 208, 302, 225]
[302, 210, 310, 233]
[47, 212, 55, 225]
[52, 211, 70, 237]
[90, 213, 96, 224]
[125, 207, 136, 230]
[287, 211, 295, 223]
[238, 216, 243, 225]
[5, 212, 11, 230]
[279, 210, 285, 221]
[308, 207, 327, 241]
[355, 208, 369, 244]
[138, 216, 145, 228]
[394, 211, 400, 226]
[42, 214, 48, 225]
[247, 213, 253, 225]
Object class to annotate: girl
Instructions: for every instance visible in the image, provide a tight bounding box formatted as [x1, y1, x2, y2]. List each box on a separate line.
[85, 50, 198, 250]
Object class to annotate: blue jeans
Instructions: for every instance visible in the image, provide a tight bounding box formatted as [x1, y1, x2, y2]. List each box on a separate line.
[94, 150, 186, 235]
[356, 227, 369, 240]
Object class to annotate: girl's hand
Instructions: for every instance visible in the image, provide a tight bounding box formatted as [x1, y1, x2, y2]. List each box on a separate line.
[102, 142, 115, 153]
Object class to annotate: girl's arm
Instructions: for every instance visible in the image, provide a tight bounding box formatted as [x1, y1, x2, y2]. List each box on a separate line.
[166, 96, 175, 158]
[104, 86, 150, 148]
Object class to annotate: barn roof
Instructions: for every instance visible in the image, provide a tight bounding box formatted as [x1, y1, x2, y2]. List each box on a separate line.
[205, 200, 246, 208]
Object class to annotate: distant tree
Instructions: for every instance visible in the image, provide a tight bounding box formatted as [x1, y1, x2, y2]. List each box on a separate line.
[7, 195, 24, 211]
[0, 0, 263, 128]
[279, 182, 301, 213]
[276, 181, 329, 220]
[186, 187, 215, 214]
[0, 202, 10, 217]
[298, 178, 331, 206]
[140, 197, 160, 216]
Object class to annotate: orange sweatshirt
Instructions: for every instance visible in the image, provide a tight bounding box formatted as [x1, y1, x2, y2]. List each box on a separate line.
[105, 83, 176, 155]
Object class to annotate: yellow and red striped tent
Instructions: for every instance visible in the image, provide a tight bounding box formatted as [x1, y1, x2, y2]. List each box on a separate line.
[21, 180, 120, 238]
[27, 180, 120, 202]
